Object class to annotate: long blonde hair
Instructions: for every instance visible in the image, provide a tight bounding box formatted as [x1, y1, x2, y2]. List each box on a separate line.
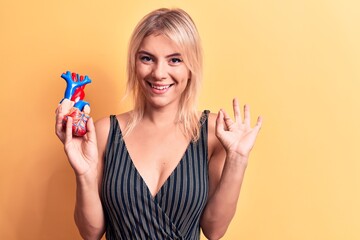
[124, 8, 203, 141]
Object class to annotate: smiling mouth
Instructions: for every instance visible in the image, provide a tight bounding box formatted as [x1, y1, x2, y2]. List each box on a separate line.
[147, 82, 174, 90]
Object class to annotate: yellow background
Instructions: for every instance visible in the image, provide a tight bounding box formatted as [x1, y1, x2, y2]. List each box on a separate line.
[1, 0, 359, 239]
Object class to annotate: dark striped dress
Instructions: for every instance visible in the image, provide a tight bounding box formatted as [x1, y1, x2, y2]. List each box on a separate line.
[101, 111, 209, 239]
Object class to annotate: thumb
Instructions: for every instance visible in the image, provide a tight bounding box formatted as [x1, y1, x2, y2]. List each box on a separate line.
[85, 117, 97, 144]
[64, 116, 73, 145]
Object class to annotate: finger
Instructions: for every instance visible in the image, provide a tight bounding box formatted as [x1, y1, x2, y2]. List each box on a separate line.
[233, 98, 242, 123]
[55, 114, 65, 138]
[85, 117, 97, 144]
[250, 116, 263, 139]
[221, 109, 234, 129]
[55, 100, 74, 139]
[83, 105, 91, 114]
[254, 115, 263, 131]
[55, 103, 60, 114]
[243, 104, 251, 126]
[64, 116, 73, 144]
[56, 99, 74, 116]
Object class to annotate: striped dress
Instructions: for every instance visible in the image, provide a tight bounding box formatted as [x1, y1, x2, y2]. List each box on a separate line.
[101, 111, 210, 239]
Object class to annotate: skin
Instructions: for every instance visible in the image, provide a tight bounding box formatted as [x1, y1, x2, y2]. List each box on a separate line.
[55, 34, 262, 240]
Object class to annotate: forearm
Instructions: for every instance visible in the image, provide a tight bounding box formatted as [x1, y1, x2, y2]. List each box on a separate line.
[74, 174, 105, 240]
[201, 153, 248, 239]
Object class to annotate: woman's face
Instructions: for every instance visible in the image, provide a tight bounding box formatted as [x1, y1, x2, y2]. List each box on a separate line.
[136, 34, 190, 110]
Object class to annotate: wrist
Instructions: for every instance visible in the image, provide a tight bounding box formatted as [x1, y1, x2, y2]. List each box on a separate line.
[225, 151, 249, 168]
[75, 170, 99, 187]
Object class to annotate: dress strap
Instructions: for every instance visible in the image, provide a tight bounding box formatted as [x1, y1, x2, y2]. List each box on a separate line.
[200, 110, 210, 126]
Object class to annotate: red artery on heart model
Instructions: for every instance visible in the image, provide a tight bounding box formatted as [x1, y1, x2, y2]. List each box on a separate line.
[60, 71, 92, 137]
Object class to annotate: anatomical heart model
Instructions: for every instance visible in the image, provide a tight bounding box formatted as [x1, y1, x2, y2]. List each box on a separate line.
[60, 71, 92, 136]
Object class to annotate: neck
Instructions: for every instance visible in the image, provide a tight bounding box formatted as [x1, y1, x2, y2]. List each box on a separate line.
[142, 104, 180, 128]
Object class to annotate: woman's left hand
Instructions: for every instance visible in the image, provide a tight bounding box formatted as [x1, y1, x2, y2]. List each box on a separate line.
[216, 98, 262, 162]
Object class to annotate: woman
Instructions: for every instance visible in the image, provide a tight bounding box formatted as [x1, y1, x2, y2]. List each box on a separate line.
[55, 8, 262, 240]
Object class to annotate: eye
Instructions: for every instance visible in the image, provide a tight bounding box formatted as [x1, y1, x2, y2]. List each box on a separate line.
[139, 55, 153, 63]
[169, 58, 183, 64]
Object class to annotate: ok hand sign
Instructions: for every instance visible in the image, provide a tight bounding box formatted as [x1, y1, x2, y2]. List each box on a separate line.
[216, 98, 262, 164]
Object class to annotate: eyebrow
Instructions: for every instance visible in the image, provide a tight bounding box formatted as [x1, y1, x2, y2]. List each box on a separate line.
[138, 50, 182, 58]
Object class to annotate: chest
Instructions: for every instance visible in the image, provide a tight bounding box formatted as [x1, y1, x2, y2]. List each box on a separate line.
[101, 116, 209, 238]
[124, 126, 190, 196]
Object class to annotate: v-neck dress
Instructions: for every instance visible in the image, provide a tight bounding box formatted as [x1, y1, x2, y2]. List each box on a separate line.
[101, 111, 209, 240]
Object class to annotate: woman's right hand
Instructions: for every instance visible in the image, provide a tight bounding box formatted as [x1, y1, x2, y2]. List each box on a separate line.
[55, 99, 98, 177]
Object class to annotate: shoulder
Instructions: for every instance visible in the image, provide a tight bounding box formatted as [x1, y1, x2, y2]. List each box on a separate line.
[205, 111, 225, 160]
[94, 116, 110, 134]
[94, 112, 131, 152]
[95, 112, 131, 132]
[206, 112, 217, 144]
[206, 111, 217, 130]
[94, 116, 111, 157]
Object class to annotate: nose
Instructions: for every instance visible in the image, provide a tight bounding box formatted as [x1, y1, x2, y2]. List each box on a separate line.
[152, 61, 167, 80]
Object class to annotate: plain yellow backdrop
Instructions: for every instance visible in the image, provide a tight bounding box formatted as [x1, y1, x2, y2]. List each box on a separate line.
[1, 0, 359, 239]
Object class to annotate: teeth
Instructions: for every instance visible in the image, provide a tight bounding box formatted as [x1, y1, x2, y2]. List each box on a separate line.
[151, 84, 171, 90]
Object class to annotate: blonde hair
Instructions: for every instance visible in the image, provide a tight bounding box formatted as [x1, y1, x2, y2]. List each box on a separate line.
[124, 8, 203, 141]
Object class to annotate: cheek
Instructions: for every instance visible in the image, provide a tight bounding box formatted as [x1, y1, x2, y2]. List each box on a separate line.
[136, 62, 151, 79]
[174, 68, 191, 83]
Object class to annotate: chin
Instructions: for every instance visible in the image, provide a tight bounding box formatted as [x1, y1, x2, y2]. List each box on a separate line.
[146, 97, 179, 109]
